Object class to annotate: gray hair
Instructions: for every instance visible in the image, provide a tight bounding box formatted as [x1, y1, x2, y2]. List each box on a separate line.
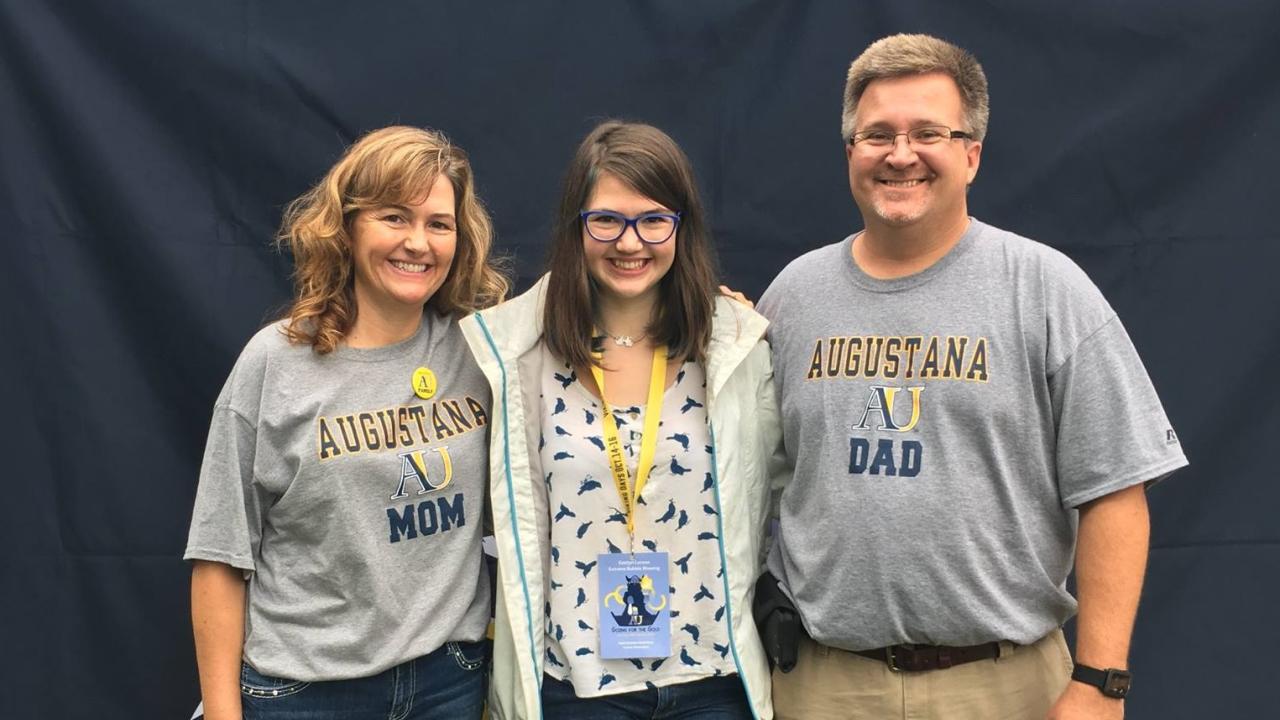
[841, 34, 990, 142]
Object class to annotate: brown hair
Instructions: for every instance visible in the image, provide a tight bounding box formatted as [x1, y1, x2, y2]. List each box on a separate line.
[841, 34, 990, 142]
[277, 125, 509, 353]
[542, 121, 719, 370]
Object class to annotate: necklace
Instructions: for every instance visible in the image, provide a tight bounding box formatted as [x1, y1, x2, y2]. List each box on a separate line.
[597, 326, 646, 348]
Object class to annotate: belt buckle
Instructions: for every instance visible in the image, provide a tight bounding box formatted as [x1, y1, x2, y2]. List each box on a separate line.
[885, 646, 902, 672]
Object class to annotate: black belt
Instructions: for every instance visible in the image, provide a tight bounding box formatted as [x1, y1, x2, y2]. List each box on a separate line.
[851, 642, 1001, 672]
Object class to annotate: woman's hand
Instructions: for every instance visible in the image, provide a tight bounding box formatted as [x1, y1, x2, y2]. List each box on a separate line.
[719, 285, 754, 309]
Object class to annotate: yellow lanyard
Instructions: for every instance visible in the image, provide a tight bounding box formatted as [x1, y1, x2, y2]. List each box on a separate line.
[589, 343, 668, 537]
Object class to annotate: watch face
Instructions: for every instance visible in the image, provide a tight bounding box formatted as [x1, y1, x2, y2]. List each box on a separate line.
[1104, 670, 1132, 698]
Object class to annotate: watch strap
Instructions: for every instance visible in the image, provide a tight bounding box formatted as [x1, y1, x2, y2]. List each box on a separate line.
[1072, 663, 1132, 699]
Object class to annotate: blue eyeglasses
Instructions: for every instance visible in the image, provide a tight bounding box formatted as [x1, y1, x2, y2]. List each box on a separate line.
[579, 210, 682, 244]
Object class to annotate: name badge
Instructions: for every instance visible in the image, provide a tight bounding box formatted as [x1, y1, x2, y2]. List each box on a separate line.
[597, 552, 671, 659]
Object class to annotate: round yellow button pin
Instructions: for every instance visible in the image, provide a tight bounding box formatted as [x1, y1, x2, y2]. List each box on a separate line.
[412, 367, 437, 399]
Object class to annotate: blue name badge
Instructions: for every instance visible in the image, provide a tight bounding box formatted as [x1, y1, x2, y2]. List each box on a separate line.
[597, 552, 671, 659]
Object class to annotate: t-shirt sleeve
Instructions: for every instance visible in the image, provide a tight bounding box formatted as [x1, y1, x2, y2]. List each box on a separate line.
[757, 262, 794, 389]
[183, 404, 265, 572]
[1050, 316, 1189, 508]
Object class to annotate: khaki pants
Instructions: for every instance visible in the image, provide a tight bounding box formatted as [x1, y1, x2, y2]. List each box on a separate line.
[773, 630, 1072, 720]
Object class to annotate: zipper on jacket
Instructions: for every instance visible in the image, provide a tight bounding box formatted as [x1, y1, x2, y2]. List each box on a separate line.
[708, 425, 762, 720]
[475, 315, 545, 719]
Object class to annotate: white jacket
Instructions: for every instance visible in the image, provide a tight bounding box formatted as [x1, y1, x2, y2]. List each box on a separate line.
[460, 275, 786, 720]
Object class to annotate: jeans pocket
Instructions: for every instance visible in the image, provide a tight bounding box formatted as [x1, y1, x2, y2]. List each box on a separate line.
[240, 663, 312, 699]
[446, 640, 487, 671]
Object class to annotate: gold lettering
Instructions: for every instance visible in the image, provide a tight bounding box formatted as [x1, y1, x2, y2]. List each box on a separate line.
[862, 336, 883, 378]
[844, 337, 862, 377]
[397, 407, 415, 446]
[376, 409, 399, 449]
[921, 337, 940, 379]
[318, 417, 340, 460]
[443, 399, 474, 432]
[966, 337, 989, 382]
[359, 412, 380, 450]
[336, 415, 362, 453]
[432, 403, 454, 438]
[407, 405, 429, 443]
[883, 337, 902, 378]
[807, 340, 824, 379]
[943, 336, 969, 379]
[826, 337, 846, 377]
[903, 337, 922, 379]
[465, 396, 489, 427]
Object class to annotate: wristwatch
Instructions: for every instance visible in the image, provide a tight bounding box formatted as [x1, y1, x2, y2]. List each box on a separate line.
[1071, 663, 1132, 699]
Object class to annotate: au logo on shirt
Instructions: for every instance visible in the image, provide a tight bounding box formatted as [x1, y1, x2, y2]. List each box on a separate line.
[852, 385, 924, 432]
[849, 385, 925, 477]
[390, 446, 454, 499]
[386, 446, 466, 544]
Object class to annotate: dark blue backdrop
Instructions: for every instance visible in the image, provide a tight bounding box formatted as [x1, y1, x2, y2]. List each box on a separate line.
[2, 1, 1277, 718]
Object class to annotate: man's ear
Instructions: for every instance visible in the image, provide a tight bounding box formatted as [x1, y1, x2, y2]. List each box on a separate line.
[965, 140, 983, 185]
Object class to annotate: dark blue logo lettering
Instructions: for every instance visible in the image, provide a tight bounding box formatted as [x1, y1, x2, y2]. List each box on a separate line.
[387, 492, 467, 543]
[848, 438, 923, 477]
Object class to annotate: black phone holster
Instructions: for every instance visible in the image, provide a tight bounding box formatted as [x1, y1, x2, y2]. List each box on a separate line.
[752, 570, 803, 673]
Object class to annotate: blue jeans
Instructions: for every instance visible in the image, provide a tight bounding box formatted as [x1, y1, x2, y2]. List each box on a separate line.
[541, 673, 752, 719]
[240, 640, 487, 720]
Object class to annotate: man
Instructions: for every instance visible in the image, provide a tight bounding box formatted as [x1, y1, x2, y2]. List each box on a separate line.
[756, 34, 1187, 720]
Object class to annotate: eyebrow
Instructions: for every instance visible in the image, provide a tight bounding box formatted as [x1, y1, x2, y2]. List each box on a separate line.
[585, 206, 672, 215]
[859, 119, 949, 131]
[380, 204, 455, 219]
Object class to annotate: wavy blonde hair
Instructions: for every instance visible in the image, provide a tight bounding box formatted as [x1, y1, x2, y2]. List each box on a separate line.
[277, 125, 509, 353]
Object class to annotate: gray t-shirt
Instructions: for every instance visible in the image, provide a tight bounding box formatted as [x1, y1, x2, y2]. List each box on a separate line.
[758, 219, 1187, 651]
[184, 314, 491, 680]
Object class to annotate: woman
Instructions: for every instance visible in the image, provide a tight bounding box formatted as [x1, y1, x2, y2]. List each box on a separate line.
[461, 121, 785, 719]
[185, 126, 508, 720]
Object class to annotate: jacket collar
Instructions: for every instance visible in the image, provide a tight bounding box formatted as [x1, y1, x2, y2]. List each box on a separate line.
[471, 274, 551, 361]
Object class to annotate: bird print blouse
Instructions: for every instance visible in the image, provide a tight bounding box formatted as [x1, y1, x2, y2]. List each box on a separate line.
[539, 347, 736, 696]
